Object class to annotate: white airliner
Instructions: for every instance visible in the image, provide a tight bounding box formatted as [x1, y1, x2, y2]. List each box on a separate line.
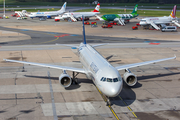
[55, 3, 100, 21]
[29, 2, 67, 19]
[4, 16, 176, 105]
[139, 5, 180, 30]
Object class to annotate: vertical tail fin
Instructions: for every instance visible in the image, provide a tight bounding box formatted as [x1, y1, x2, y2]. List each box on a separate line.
[93, 3, 100, 12]
[59, 2, 66, 12]
[82, 16, 86, 45]
[170, 5, 176, 18]
[131, 4, 138, 14]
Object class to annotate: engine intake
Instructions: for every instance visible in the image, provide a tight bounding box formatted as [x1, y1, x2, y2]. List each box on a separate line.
[123, 72, 137, 86]
[59, 73, 72, 88]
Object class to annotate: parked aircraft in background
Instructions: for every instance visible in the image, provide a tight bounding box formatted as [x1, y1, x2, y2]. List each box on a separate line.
[55, 3, 100, 21]
[98, 4, 138, 25]
[4, 16, 176, 105]
[139, 5, 180, 30]
[29, 2, 66, 19]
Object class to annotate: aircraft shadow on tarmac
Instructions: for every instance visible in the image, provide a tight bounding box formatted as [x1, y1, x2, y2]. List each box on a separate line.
[110, 72, 180, 106]
[24, 75, 93, 90]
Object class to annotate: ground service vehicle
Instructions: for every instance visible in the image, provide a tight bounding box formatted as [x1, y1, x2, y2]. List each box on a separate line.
[161, 26, 177, 32]
[102, 24, 113, 28]
[132, 26, 138, 30]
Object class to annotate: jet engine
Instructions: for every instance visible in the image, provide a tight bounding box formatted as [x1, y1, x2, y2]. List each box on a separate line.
[123, 69, 137, 86]
[59, 73, 72, 88]
[47, 16, 52, 19]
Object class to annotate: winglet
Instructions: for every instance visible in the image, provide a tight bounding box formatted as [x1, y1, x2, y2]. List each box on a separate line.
[174, 54, 176, 59]
[82, 15, 86, 45]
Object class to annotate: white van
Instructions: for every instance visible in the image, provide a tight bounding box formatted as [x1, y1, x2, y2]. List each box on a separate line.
[161, 26, 177, 32]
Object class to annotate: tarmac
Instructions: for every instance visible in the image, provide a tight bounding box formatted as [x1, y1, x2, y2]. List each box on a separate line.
[0, 12, 180, 120]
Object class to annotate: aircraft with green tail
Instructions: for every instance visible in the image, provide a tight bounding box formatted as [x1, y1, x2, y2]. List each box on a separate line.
[98, 4, 138, 25]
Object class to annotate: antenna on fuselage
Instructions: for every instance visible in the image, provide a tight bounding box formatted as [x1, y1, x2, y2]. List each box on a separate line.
[82, 15, 86, 45]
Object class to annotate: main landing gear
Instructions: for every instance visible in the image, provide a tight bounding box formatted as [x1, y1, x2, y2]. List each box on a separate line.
[72, 72, 79, 84]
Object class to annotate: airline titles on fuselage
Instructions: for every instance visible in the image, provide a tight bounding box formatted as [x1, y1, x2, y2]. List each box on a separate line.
[90, 62, 99, 74]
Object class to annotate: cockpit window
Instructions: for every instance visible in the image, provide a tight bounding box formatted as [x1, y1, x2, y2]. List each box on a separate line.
[101, 77, 121, 82]
[113, 78, 118, 82]
[101, 77, 106, 81]
[107, 78, 112, 82]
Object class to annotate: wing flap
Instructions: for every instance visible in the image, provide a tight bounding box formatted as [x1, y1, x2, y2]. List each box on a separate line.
[4, 59, 86, 73]
[116, 56, 176, 71]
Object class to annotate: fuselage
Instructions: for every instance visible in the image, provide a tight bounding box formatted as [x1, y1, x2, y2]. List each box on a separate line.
[62, 12, 100, 19]
[29, 11, 63, 18]
[78, 43, 123, 97]
[101, 14, 138, 21]
[139, 16, 174, 26]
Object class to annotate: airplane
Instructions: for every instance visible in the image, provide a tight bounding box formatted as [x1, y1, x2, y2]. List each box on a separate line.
[29, 2, 67, 19]
[55, 3, 100, 22]
[98, 4, 138, 25]
[4, 16, 176, 106]
[139, 5, 180, 30]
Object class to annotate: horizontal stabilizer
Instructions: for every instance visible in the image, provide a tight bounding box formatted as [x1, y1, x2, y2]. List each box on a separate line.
[56, 43, 79, 49]
[95, 15, 104, 21]
[92, 43, 108, 47]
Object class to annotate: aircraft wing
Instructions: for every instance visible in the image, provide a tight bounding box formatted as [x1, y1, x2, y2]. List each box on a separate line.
[3, 59, 86, 73]
[115, 56, 176, 71]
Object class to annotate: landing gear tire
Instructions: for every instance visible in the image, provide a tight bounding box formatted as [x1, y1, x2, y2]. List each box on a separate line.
[74, 78, 78, 84]
[72, 72, 79, 85]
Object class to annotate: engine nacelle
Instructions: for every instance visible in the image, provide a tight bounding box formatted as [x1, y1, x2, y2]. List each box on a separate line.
[59, 73, 72, 88]
[123, 72, 137, 86]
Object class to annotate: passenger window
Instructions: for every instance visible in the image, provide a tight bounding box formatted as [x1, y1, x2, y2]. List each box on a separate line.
[113, 78, 118, 82]
[107, 78, 112, 82]
[103, 78, 106, 81]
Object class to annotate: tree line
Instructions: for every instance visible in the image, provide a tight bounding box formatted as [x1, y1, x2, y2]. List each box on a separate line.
[16, 0, 180, 4]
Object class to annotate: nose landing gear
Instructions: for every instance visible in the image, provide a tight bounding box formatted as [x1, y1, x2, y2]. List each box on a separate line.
[106, 96, 111, 106]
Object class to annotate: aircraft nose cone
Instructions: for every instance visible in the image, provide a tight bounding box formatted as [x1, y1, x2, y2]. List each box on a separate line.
[105, 82, 123, 97]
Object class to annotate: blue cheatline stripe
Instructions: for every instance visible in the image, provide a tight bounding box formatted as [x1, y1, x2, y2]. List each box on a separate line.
[47, 71, 58, 120]
[71, 47, 77, 49]
[47, 32, 59, 34]
[70, 34, 78, 36]
[21, 29, 29, 31]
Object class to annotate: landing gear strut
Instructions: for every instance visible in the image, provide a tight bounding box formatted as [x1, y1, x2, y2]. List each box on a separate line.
[72, 72, 79, 84]
[106, 97, 111, 106]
